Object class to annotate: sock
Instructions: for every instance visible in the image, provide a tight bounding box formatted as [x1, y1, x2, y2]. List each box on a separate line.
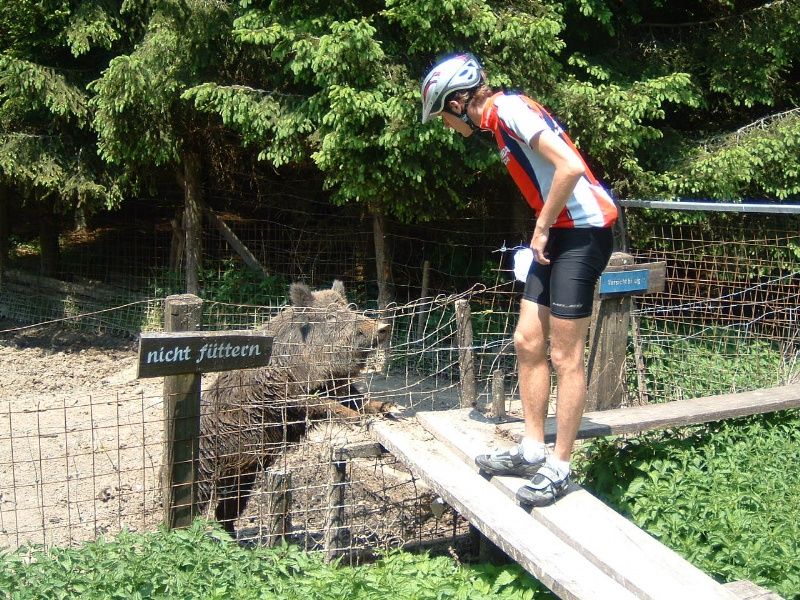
[520, 436, 547, 463]
[546, 456, 571, 478]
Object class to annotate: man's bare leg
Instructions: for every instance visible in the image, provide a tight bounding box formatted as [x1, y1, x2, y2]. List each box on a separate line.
[513, 312, 592, 506]
[473, 298, 551, 478]
[548, 314, 592, 462]
[513, 299, 551, 442]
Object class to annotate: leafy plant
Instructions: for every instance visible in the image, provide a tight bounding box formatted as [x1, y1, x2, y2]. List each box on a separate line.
[0, 519, 554, 599]
[201, 260, 289, 306]
[576, 410, 800, 599]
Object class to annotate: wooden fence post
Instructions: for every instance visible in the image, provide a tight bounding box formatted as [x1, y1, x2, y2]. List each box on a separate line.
[587, 253, 631, 411]
[491, 369, 506, 419]
[415, 259, 431, 340]
[455, 299, 477, 408]
[586, 253, 665, 411]
[161, 294, 203, 529]
[324, 448, 348, 562]
[264, 469, 292, 547]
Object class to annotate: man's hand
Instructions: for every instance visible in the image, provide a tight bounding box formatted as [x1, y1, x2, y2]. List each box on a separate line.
[530, 229, 550, 265]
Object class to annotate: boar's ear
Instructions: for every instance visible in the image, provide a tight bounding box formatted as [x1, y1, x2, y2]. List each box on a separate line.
[290, 283, 315, 307]
[331, 279, 346, 298]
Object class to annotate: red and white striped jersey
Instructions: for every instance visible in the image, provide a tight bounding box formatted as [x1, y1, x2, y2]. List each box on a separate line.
[480, 92, 618, 229]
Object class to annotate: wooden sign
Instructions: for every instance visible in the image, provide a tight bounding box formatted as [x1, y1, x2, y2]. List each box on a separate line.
[599, 269, 650, 295]
[597, 259, 666, 297]
[138, 330, 272, 378]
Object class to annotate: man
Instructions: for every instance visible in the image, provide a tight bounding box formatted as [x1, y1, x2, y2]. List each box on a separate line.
[421, 53, 617, 507]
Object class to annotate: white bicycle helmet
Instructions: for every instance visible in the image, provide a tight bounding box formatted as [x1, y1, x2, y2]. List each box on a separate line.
[421, 53, 483, 124]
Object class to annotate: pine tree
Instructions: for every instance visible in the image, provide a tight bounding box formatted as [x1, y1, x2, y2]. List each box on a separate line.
[0, 0, 125, 274]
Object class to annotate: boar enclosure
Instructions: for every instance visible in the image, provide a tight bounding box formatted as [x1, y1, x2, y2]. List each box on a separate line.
[1, 199, 798, 562]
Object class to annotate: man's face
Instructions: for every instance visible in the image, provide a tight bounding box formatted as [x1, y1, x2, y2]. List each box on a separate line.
[440, 111, 474, 138]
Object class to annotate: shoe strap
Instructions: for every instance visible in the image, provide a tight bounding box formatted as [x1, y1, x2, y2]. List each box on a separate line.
[489, 445, 521, 459]
[533, 464, 567, 487]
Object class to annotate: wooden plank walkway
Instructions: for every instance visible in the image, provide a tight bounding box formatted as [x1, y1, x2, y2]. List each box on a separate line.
[415, 409, 741, 599]
[369, 419, 640, 600]
[368, 385, 796, 598]
[498, 383, 800, 443]
[723, 581, 785, 600]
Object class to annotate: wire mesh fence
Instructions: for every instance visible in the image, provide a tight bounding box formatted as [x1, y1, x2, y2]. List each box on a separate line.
[0, 289, 476, 557]
[0, 200, 798, 555]
[0, 394, 162, 548]
[628, 216, 800, 403]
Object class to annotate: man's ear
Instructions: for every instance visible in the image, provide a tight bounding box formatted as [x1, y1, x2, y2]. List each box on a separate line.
[446, 98, 461, 114]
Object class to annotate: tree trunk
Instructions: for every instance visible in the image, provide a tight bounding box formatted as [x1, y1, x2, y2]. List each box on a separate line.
[371, 211, 394, 310]
[178, 152, 203, 295]
[74, 205, 88, 232]
[38, 202, 60, 277]
[0, 184, 9, 280]
[169, 210, 184, 272]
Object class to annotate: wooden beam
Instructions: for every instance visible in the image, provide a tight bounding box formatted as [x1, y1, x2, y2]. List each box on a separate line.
[412, 410, 739, 599]
[370, 420, 640, 600]
[201, 205, 269, 277]
[332, 441, 386, 461]
[497, 383, 800, 443]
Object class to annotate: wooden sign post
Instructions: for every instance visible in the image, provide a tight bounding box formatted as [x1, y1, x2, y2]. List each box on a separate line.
[586, 253, 665, 411]
[138, 294, 272, 529]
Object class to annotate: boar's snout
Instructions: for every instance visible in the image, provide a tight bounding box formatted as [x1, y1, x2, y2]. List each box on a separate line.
[359, 318, 390, 348]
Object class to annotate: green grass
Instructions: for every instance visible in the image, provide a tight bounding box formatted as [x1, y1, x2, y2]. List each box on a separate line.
[576, 410, 800, 599]
[0, 520, 553, 600]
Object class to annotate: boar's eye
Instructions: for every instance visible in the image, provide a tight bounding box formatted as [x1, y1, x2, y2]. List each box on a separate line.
[324, 308, 349, 323]
[300, 322, 311, 341]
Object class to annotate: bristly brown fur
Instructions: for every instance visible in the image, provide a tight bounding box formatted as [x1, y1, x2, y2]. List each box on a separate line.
[197, 280, 391, 533]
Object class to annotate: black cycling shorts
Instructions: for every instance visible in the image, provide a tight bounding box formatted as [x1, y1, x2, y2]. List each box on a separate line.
[522, 227, 613, 319]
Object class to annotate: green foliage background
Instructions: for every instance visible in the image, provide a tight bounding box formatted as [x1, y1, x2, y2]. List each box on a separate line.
[2, 0, 799, 222]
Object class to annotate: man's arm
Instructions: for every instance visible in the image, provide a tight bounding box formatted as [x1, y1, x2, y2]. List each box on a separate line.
[529, 129, 585, 265]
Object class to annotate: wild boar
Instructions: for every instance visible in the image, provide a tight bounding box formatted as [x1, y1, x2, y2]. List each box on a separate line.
[197, 280, 391, 533]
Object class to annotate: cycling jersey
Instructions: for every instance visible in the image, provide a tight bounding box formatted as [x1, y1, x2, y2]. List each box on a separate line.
[480, 92, 618, 229]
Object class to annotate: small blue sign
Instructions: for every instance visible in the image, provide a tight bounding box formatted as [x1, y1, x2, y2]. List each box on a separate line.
[599, 269, 650, 295]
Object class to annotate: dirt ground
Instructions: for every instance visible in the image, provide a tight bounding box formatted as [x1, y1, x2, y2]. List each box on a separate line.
[0, 320, 466, 552]
[0, 320, 165, 549]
